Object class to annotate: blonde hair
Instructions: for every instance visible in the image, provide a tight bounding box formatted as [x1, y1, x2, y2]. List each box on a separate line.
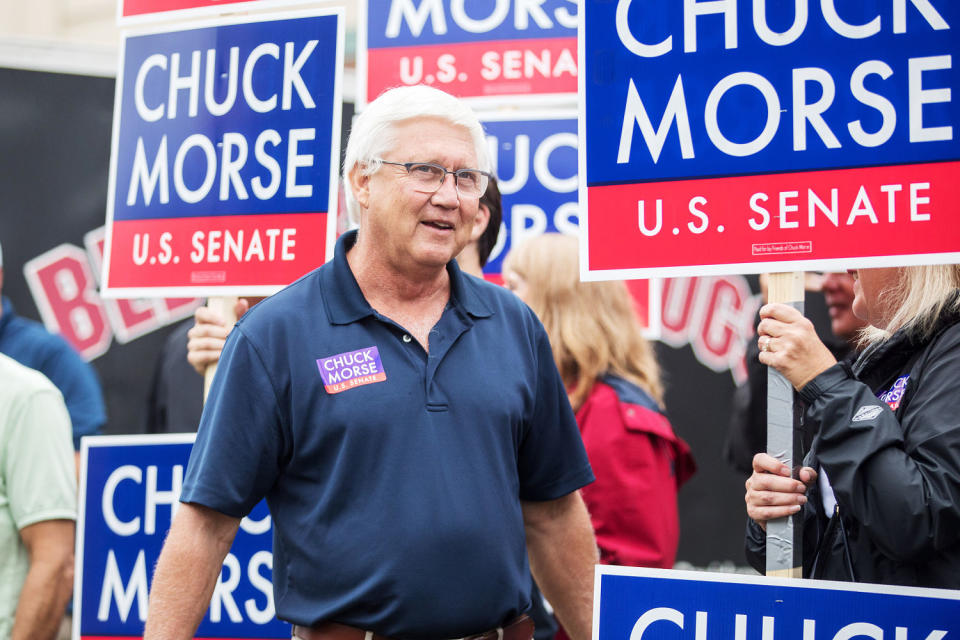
[860, 264, 960, 345]
[503, 233, 663, 411]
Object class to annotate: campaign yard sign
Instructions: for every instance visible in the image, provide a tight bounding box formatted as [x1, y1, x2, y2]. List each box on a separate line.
[482, 111, 579, 276]
[102, 9, 344, 298]
[74, 434, 288, 640]
[359, 0, 578, 107]
[580, 1, 960, 280]
[594, 567, 959, 640]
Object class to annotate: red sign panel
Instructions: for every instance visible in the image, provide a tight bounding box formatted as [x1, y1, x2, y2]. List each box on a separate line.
[119, 0, 265, 23]
[587, 160, 960, 277]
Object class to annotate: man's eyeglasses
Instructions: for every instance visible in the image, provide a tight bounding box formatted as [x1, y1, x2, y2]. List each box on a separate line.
[377, 160, 491, 199]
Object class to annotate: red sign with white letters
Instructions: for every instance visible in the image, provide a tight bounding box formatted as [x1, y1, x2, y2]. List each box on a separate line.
[119, 0, 264, 23]
[586, 161, 960, 277]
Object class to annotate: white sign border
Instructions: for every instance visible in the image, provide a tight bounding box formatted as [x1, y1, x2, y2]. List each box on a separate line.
[100, 6, 345, 299]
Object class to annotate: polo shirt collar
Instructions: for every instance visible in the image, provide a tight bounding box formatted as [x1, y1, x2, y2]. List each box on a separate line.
[321, 230, 493, 325]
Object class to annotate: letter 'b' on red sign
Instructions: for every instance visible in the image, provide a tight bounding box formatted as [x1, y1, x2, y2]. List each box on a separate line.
[23, 245, 112, 360]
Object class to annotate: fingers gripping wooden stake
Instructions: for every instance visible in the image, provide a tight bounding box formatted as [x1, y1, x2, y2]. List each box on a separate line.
[203, 296, 238, 404]
[765, 272, 805, 578]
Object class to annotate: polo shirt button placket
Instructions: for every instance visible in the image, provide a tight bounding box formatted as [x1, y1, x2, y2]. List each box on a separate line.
[402, 334, 412, 343]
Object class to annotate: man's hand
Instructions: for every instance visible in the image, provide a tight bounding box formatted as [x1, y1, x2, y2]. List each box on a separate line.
[144, 502, 241, 640]
[523, 492, 597, 640]
[745, 453, 816, 530]
[186, 299, 251, 375]
[12, 519, 74, 640]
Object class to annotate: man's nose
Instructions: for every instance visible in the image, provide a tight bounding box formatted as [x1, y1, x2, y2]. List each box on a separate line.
[431, 174, 460, 207]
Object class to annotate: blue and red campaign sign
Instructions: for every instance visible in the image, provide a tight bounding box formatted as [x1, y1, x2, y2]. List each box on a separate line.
[102, 9, 344, 297]
[580, 1, 960, 279]
[594, 567, 959, 640]
[359, 0, 577, 106]
[482, 111, 579, 277]
[75, 435, 287, 640]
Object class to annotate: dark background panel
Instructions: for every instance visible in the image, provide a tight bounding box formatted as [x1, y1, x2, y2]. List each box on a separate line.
[658, 339, 750, 567]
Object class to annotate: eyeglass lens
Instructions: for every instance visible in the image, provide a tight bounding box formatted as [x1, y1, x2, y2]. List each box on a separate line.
[407, 163, 487, 197]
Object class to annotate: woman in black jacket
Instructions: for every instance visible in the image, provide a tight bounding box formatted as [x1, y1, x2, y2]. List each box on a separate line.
[744, 265, 960, 588]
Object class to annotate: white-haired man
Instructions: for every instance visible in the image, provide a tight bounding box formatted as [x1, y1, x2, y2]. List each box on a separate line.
[145, 86, 598, 640]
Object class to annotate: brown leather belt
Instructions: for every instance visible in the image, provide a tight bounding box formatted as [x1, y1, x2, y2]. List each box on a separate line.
[292, 614, 534, 640]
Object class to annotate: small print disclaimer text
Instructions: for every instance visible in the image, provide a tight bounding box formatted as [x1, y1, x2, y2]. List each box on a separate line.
[751, 241, 813, 256]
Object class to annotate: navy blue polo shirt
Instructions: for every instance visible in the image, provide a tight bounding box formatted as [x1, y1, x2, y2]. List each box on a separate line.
[181, 231, 593, 639]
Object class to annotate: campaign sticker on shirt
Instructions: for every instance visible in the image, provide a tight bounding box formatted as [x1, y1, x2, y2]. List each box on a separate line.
[317, 346, 387, 394]
[877, 374, 910, 410]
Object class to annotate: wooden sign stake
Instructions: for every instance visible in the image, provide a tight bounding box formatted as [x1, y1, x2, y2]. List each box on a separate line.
[203, 296, 238, 403]
[765, 271, 804, 578]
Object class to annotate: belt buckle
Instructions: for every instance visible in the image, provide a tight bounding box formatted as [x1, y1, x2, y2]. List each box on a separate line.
[461, 626, 505, 640]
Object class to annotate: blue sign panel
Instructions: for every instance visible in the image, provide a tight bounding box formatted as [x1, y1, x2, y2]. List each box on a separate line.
[75, 435, 288, 639]
[366, 0, 577, 48]
[595, 567, 960, 640]
[482, 113, 578, 276]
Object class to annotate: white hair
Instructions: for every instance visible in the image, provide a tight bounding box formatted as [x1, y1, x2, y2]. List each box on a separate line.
[342, 85, 490, 224]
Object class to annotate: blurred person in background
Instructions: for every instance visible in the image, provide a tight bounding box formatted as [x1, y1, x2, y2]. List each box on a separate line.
[0, 241, 105, 457]
[745, 265, 960, 587]
[503, 233, 695, 637]
[0, 353, 76, 640]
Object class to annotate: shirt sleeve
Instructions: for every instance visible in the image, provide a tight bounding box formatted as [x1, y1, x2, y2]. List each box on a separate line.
[40, 336, 106, 448]
[180, 325, 288, 518]
[5, 387, 77, 530]
[517, 320, 594, 502]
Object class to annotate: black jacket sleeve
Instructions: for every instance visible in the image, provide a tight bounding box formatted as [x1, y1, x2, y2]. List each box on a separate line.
[799, 333, 960, 561]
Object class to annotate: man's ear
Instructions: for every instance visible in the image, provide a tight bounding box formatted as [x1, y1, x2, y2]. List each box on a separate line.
[470, 204, 491, 243]
[349, 165, 371, 209]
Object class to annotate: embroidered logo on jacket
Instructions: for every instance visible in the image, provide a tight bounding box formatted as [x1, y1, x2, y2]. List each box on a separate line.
[877, 374, 909, 410]
[852, 405, 884, 422]
[317, 347, 386, 394]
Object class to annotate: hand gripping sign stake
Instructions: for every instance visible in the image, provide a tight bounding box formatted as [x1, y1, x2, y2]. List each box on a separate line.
[203, 296, 238, 403]
[765, 271, 804, 578]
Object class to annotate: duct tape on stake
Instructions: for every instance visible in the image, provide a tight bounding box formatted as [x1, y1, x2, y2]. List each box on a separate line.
[765, 272, 804, 578]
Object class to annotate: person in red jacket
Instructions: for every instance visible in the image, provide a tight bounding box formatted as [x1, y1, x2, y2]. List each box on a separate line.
[503, 233, 696, 570]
